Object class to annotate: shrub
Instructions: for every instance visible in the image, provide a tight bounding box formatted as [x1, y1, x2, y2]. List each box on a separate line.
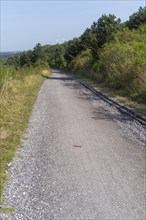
[69, 49, 93, 74]
[98, 27, 146, 102]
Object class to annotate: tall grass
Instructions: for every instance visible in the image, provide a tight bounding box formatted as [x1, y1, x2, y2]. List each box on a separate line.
[0, 64, 51, 203]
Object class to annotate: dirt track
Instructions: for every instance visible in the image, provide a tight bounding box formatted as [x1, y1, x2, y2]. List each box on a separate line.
[1, 70, 145, 219]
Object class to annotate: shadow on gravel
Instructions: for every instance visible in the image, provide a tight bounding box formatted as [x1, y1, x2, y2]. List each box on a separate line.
[63, 80, 132, 123]
[77, 93, 100, 102]
[47, 74, 131, 123]
[63, 81, 81, 90]
[63, 81, 101, 102]
[45, 76, 74, 81]
[92, 109, 129, 122]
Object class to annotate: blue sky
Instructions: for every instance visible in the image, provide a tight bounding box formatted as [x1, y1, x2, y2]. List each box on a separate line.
[1, 0, 145, 52]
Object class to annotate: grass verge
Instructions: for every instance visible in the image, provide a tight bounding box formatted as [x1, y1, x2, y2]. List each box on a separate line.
[70, 72, 146, 116]
[0, 66, 51, 204]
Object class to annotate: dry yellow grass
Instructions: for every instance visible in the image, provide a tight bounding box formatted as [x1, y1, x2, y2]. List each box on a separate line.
[0, 68, 51, 203]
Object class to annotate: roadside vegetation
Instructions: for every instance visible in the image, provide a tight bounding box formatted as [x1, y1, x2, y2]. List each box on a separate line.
[44, 6, 146, 111]
[0, 5, 146, 205]
[0, 44, 51, 203]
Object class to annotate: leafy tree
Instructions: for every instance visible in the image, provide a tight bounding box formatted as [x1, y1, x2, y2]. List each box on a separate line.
[69, 49, 92, 73]
[31, 43, 47, 64]
[96, 14, 121, 48]
[126, 6, 146, 29]
[80, 27, 98, 57]
[44, 44, 60, 67]
[6, 55, 20, 67]
[64, 38, 82, 63]
[19, 50, 33, 67]
[6, 43, 48, 68]
[80, 14, 121, 58]
[53, 46, 67, 69]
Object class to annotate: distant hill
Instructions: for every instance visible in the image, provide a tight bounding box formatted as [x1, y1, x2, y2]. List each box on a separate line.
[0, 51, 22, 58]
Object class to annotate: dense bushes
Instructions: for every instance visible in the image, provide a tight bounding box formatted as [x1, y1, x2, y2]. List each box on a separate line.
[92, 25, 146, 101]
[65, 24, 146, 103]
[98, 41, 146, 91]
[69, 49, 93, 73]
[44, 7, 146, 104]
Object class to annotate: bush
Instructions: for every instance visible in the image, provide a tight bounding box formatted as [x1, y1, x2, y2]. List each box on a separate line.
[69, 49, 93, 74]
[0, 61, 49, 91]
[97, 27, 146, 102]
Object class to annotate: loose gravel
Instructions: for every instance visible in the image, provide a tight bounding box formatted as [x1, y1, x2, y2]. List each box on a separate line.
[1, 70, 145, 220]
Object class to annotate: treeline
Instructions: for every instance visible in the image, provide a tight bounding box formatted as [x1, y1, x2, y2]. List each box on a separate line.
[0, 43, 49, 90]
[4, 43, 48, 68]
[2, 6, 146, 103]
[44, 6, 146, 104]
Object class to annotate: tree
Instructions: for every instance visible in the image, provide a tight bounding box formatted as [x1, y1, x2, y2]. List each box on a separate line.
[31, 43, 47, 64]
[6, 55, 20, 67]
[80, 27, 98, 56]
[53, 46, 67, 69]
[19, 50, 33, 67]
[96, 14, 121, 48]
[80, 14, 121, 58]
[64, 38, 82, 63]
[126, 6, 146, 29]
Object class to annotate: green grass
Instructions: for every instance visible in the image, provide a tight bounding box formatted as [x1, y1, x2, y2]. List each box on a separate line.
[0, 205, 16, 213]
[0, 66, 51, 204]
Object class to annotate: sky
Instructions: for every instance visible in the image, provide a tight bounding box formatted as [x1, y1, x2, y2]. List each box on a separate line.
[1, 0, 145, 52]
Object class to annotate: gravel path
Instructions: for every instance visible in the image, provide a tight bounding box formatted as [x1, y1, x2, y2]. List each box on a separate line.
[1, 70, 145, 219]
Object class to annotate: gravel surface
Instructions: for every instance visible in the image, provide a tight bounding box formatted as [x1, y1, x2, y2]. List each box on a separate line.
[1, 70, 145, 219]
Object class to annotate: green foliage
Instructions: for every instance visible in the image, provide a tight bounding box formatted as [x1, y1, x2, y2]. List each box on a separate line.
[69, 49, 93, 73]
[95, 14, 121, 48]
[64, 38, 82, 63]
[80, 14, 121, 58]
[5, 43, 48, 68]
[43, 44, 61, 66]
[6, 55, 20, 67]
[80, 26, 98, 58]
[126, 6, 146, 29]
[0, 60, 49, 91]
[53, 46, 67, 69]
[0, 42, 50, 201]
[37, 7, 146, 104]
[96, 27, 146, 102]
[0, 64, 50, 203]
[1, 5, 146, 203]
[0, 65, 19, 90]
[19, 50, 33, 67]
[31, 43, 47, 64]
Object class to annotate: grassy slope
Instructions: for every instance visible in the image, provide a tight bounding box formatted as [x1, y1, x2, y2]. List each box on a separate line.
[0, 67, 51, 203]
